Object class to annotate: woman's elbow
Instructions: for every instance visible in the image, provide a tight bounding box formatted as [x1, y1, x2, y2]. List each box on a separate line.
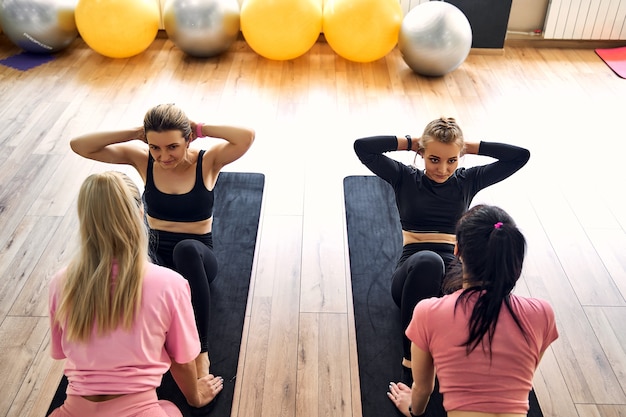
[412, 379, 435, 397]
[69, 137, 84, 155]
[520, 148, 531, 165]
[353, 138, 367, 155]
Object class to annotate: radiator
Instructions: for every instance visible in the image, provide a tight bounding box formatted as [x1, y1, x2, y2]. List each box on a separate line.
[543, 0, 626, 40]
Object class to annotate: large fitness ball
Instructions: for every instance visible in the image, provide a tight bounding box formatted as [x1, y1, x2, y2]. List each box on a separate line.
[240, 0, 322, 61]
[163, 0, 240, 58]
[322, 0, 402, 63]
[398, 1, 472, 77]
[75, 0, 160, 58]
[0, 0, 78, 54]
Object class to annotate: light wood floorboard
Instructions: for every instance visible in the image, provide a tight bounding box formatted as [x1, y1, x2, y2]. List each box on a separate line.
[1, 33, 626, 417]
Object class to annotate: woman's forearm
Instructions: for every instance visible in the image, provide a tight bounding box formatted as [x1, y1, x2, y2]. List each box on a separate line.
[198, 124, 255, 168]
[409, 382, 432, 415]
[409, 343, 435, 415]
[70, 128, 143, 158]
[464, 141, 480, 155]
[198, 124, 255, 148]
[169, 360, 201, 407]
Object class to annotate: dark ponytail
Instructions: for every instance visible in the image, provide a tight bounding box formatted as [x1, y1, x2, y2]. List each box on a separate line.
[453, 205, 528, 356]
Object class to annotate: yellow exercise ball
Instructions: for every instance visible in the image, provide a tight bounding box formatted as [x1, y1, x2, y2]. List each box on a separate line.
[323, 0, 403, 63]
[75, 0, 160, 58]
[241, 0, 322, 61]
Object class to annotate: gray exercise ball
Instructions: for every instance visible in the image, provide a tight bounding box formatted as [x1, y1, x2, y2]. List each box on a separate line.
[0, 0, 78, 54]
[163, 0, 240, 58]
[398, 1, 472, 77]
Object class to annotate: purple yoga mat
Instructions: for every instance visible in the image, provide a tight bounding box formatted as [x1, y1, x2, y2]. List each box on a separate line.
[0, 52, 55, 71]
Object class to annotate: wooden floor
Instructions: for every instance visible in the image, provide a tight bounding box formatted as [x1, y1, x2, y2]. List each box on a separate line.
[1, 33, 626, 417]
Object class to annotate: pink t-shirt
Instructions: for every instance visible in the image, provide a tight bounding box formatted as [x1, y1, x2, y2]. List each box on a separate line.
[49, 263, 200, 396]
[406, 290, 558, 414]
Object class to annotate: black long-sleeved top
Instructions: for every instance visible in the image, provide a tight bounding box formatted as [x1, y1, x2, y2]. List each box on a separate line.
[354, 136, 530, 235]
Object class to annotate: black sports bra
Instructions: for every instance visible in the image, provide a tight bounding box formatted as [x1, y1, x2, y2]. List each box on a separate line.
[142, 150, 214, 222]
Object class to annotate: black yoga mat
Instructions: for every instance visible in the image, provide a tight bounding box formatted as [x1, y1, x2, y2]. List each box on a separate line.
[47, 172, 265, 417]
[343, 175, 544, 417]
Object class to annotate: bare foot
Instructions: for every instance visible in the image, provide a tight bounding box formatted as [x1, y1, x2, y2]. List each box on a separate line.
[195, 374, 224, 407]
[195, 352, 210, 379]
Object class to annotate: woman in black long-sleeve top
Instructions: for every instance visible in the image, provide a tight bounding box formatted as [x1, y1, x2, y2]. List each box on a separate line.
[353, 117, 530, 378]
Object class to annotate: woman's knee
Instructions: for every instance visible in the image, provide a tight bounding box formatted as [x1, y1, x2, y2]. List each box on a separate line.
[400, 250, 447, 299]
[172, 240, 202, 261]
[406, 250, 445, 276]
[172, 240, 218, 279]
[157, 400, 183, 417]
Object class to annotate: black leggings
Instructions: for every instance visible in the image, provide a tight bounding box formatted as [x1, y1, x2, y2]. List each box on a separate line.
[391, 242, 455, 363]
[149, 229, 218, 353]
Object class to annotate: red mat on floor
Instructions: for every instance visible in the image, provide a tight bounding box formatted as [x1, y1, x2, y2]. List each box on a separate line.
[595, 46, 626, 78]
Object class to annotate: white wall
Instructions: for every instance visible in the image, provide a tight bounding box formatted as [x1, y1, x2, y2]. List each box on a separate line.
[509, 0, 550, 32]
[400, 0, 550, 33]
[158, 0, 551, 36]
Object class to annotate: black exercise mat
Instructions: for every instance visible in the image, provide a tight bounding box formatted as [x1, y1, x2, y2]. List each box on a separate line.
[343, 175, 544, 417]
[47, 172, 265, 417]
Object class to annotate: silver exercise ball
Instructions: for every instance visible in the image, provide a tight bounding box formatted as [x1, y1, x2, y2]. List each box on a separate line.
[0, 0, 78, 54]
[163, 0, 240, 58]
[398, 1, 472, 77]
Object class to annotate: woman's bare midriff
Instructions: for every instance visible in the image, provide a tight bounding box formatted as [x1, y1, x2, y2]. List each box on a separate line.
[81, 394, 124, 402]
[402, 230, 456, 246]
[448, 411, 525, 417]
[147, 216, 213, 235]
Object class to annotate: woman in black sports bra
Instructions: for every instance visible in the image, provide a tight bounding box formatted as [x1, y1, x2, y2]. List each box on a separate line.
[354, 117, 529, 382]
[70, 103, 255, 392]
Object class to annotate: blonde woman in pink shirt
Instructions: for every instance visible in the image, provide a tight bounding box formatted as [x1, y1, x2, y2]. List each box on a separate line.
[388, 205, 558, 417]
[48, 172, 223, 417]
